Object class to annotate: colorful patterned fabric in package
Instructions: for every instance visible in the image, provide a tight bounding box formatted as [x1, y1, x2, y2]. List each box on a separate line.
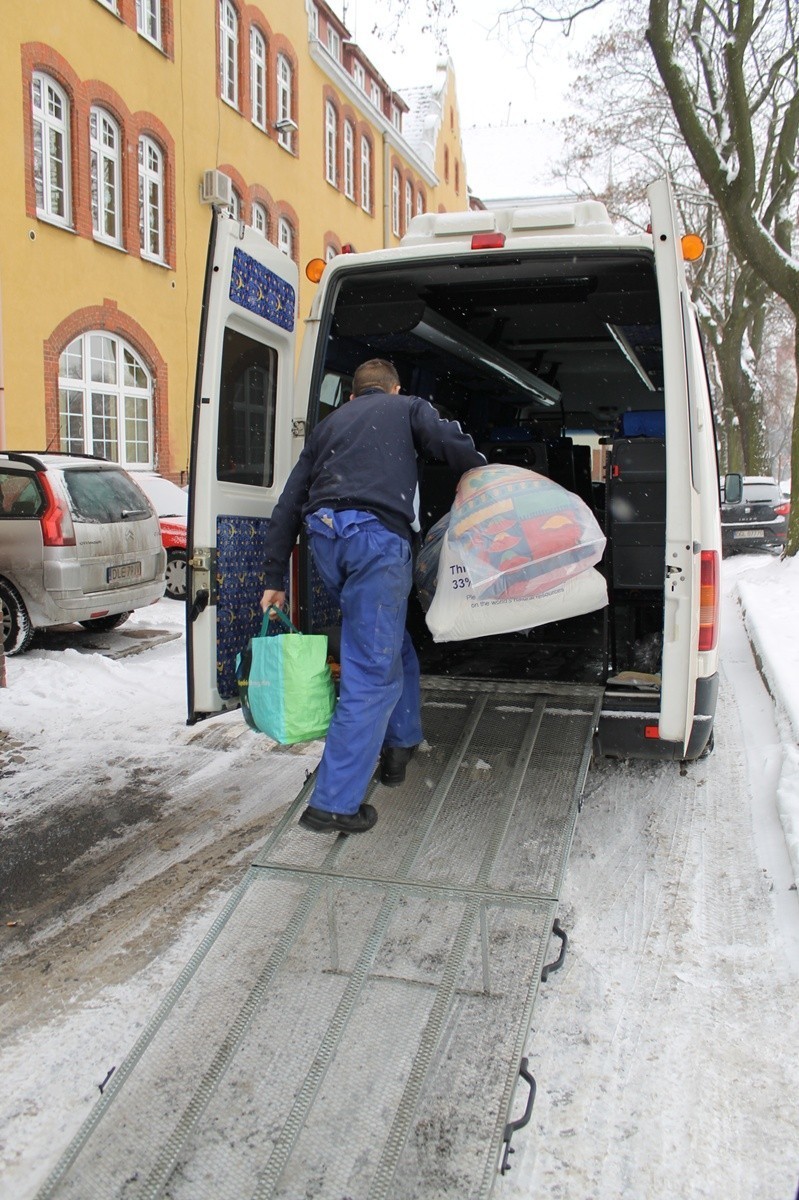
[447, 464, 606, 599]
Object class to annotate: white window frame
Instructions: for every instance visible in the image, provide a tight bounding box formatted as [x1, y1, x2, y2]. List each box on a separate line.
[309, 4, 319, 38]
[252, 202, 268, 236]
[370, 81, 381, 109]
[404, 179, 413, 233]
[32, 72, 71, 227]
[327, 28, 340, 61]
[220, 0, 239, 109]
[250, 27, 267, 129]
[138, 135, 164, 262]
[96, 0, 119, 11]
[58, 332, 154, 468]
[90, 106, 122, 247]
[353, 61, 365, 90]
[391, 103, 402, 132]
[325, 243, 338, 263]
[325, 101, 338, 187]
[343, 120, 354, 200]
[135, 0, 161, 48]
[229, 189, 241, 220]
[391, 167, 400, 237]
[416, 190, 424, 217]
[276, 54, 293, 150]
[360, 136, 371, 214]
[277, 216, 293, 258]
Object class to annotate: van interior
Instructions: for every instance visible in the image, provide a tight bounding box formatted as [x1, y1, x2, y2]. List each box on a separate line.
[304, 248, 668, 688]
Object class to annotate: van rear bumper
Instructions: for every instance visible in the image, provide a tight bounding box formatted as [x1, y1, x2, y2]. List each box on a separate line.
[594, 673, 718, 761]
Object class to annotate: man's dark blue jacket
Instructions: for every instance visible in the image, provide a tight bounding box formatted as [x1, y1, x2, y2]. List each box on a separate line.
[262, 388, 485, 589]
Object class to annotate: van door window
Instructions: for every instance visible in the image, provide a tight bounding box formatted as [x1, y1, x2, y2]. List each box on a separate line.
[216, 327, 278, 487]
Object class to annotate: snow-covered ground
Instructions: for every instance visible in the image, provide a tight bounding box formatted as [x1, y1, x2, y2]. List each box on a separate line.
[1, 555, 798, 1199]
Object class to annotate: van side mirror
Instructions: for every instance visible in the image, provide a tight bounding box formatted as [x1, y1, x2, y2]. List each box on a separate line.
[724, 473, 743, 504]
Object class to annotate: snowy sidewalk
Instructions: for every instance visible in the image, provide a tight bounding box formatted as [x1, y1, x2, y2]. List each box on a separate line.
[728, 554, 799, 886]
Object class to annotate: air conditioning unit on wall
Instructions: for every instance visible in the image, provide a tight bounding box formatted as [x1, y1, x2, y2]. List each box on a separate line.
[200, 169, 232, 206]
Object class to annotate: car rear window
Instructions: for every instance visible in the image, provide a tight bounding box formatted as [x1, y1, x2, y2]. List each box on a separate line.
[742, 482, 780, 503]
[62, 468, 154, 523]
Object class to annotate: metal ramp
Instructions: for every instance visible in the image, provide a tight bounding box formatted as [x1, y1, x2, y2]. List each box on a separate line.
[37, 678, 601, 1200]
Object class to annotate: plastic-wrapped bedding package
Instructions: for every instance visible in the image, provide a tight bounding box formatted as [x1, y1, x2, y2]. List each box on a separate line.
[417, 464, 608, 643]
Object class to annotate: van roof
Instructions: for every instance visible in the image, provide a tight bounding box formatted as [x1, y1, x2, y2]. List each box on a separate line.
[400, 199, 620, 247]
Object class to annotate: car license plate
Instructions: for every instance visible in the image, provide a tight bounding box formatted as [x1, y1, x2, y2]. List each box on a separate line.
[734, 528, 763, 539]
[107, 561, 142, 582]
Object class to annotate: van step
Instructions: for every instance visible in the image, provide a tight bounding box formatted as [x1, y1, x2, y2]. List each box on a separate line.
[37, 678, 601, 1200]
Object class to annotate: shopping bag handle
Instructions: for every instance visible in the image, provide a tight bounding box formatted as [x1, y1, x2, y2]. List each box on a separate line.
[260, 605, 299, 636]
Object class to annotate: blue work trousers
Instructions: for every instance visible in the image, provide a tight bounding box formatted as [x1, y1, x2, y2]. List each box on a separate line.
[306, 509, 423, 815]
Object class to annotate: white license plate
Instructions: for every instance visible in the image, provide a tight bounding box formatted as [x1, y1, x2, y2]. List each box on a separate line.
[734, 528, 763, 539]
[107, 561, 142, 582]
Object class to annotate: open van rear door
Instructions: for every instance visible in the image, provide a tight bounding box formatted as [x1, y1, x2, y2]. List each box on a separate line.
[648, 177, 701, 752]
[186, 211, 298, 723]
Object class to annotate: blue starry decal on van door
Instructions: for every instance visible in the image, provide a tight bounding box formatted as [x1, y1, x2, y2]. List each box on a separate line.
[229, 248, 295, 332]
[216, 514, 280, 700]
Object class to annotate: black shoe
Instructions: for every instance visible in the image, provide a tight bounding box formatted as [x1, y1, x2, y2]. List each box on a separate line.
[298, 803, 378, 834]
[379, 744, 418, 787]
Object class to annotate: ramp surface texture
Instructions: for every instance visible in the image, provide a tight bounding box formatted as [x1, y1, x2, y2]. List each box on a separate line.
[37, 679, 600, 1200]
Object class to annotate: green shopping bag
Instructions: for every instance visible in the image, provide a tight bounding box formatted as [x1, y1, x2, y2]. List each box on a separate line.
[235, 608, 335, 744]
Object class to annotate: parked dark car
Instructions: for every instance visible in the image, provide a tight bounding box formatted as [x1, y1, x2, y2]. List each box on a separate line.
[721, 475, 789, 555]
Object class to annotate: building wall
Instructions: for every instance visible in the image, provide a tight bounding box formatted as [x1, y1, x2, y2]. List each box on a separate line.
[0, 0, 467, 479]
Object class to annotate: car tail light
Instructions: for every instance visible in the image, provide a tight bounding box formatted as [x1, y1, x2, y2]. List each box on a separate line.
[698, 550, 719, 652]
[774, 501, 790, 516]
[37, 471, 76, 547]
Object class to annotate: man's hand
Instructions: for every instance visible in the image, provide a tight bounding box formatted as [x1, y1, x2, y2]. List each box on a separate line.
[261, 589, 286, 614]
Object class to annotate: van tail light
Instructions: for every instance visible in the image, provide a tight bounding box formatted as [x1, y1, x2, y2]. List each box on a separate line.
[37, 471, 76, 547]
[774, 501, 790, 516]
[698, 550, 719, 652]
[471, 232, 506, 250]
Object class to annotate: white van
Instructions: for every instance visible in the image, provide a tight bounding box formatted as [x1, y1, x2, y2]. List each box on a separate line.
[187, 177, 721, 762]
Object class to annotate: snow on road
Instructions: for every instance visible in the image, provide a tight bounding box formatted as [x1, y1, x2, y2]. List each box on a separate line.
[1, 558, 798, 1199]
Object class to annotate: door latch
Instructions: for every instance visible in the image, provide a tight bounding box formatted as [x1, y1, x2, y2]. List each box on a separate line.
[188, 547, 218, 613]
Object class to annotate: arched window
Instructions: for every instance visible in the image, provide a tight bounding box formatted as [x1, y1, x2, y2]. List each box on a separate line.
[416, 189, 425, 217]
[391, 167, 400, 237]
[59, 332, 154, 467]
[90, 106, 122, 246]
[138, 135, 164, 262]
[343, 120, 354, 199]
[404, 179, 413, 232]
[276, 55, 293, 150]
[32, 72, 71, 225]
[250, 28, 267, 129]
[277, 216, 293, 259]
[219, 0, 239, 107]
[229, 188, 241, 220]
[360, 136, 371, 214]
[252, 202, 268, 236]
[325, 243, 338, 262]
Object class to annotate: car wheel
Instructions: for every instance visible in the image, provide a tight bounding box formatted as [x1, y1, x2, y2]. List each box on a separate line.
[164, 549, 187, 601]
[0, 580, 35, 655]
[78, 612, 131, 632]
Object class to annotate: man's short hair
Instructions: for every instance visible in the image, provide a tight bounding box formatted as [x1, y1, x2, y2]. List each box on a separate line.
[352, 359, 401, 397]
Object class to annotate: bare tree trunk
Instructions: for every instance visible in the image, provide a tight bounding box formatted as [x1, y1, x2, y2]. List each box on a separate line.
[787, 327, 799, 556]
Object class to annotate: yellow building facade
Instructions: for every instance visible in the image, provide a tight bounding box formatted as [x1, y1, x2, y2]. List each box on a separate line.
[0, 0, 468, 480]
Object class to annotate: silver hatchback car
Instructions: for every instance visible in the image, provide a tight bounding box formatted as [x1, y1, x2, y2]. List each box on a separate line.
[0, 452, 166, 654]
